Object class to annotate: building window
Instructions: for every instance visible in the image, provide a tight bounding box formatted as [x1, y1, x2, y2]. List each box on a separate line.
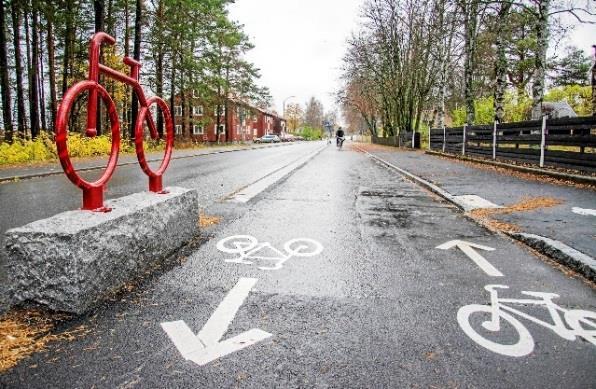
[193, 125, 204, 135]
[217, 124, 226, 133]
[214, 106, 226, 116]
[192, 89, 200, 98]
[174, 105, 182, 116]
[192, 106, 203, 116]
[175, 124, 182, 135]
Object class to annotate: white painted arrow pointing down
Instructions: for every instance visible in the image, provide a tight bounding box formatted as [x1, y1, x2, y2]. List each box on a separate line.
[436, 240, 504, 277]
[161, 278, 272, 366]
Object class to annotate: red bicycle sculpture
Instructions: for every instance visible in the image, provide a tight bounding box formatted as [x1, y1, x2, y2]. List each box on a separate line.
[55, 32, 174, 211]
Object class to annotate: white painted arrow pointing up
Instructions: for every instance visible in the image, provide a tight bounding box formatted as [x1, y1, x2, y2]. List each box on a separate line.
[436, 240, 503, 277]
[161, 278, 272, 366]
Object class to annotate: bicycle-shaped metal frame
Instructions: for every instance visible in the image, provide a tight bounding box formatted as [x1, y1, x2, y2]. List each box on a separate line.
[55, 32, 174, 211]
[216, 235, 323, 271]
[458, 284, 596, 357]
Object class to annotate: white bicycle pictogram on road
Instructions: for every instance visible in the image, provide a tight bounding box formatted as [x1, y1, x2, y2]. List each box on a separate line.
[458, 284, 596, 357]
[216, 235, 323, 271]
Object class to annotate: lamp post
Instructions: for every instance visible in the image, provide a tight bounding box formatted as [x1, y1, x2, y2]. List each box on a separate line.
[282, 95, 296, 134]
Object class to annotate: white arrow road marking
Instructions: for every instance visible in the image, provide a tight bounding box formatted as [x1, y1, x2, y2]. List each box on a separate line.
[572, 207, 596, 216]
[161, 278, 272, 366]
[187, 329, 272, 366]
[436, 240, 504, 277]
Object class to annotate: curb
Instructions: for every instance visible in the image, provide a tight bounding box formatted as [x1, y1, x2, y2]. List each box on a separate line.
[511, 233, 595, 282]
[0, 142, 299, 184]
[425, 150, 596, 186]
[357, 146, 596, 282]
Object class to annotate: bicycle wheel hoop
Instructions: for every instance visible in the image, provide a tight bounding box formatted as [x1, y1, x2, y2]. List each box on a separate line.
[55, 80, 120, 210]
[457, 304, 534, 357]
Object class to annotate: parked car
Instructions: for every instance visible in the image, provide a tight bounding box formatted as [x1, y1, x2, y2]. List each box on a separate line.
[280, 134, 296, 142]
[255, 134, 281, 143]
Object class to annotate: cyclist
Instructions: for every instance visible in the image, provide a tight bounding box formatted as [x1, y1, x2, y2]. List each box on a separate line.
[336, 127, 345, 148]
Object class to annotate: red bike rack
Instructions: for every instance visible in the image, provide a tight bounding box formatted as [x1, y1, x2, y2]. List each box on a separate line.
[55, 32, 174, 211]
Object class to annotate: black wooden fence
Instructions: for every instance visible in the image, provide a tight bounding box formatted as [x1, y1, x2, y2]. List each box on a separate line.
[429, 116, 596, 173]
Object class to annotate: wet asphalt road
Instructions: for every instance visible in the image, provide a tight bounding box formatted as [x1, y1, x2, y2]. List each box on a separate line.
[1, 142, 595, 388]
[363, 148, 596, 258]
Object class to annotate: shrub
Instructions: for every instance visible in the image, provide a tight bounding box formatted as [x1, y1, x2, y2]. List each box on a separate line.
[0, 132, 169, 166]
[299, 126, 323, 140]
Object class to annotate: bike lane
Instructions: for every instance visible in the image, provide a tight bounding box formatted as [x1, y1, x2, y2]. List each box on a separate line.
[1, 145, 594, 388]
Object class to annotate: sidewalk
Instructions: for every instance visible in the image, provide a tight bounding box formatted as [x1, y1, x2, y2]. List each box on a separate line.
[0, 142, 292, 182]
[356, 143, 596, 277]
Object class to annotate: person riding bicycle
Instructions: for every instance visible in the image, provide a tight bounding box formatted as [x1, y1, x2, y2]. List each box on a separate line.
[336, 127, 345, 147]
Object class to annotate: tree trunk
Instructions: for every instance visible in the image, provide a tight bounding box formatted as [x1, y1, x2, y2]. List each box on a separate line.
[45, 1, 57, 132]
[224, 67, 230, 141]
[11, 0, 26, 137]
[106, 0, 114, 36]
[531, 0, 550, 117]
[61, 0, 75, 96]
[94, 0, 105, 135]
[463, 1, 478, 125]
[592, 46, 596, 116]
[494, 2, 511, 123]
[37, 19, 47, 132]
[169, 57, 175, 137]
[180, 69, 186, 136]
[0, 0, 13, 142]
[130, 0, 142, 139]
[122, 0, 130, 133]
[26, 6, 40, 138]
[154, 0, 164, 137]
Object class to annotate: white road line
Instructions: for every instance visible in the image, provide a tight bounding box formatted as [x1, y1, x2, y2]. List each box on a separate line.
[187, 329, 272, 366]
[572, 207, 596, 216]
[437, 240, 504, 277]
[228, 145, 326, 203]
[160, 278, 273, 366]
[197, 278, 258, 347]
[160, 320, 205, 358]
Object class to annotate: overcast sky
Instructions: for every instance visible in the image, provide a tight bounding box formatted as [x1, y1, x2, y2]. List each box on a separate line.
[228, 1, 596, 117]
[228, 0, 362, 116]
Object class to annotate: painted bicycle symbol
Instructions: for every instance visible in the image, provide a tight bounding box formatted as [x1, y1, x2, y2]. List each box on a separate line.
[216, 235, 323, 271]
[458, 284, 596, 357]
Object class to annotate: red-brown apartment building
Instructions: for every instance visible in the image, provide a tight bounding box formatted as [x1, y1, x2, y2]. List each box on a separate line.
[171, 91, 286, 142]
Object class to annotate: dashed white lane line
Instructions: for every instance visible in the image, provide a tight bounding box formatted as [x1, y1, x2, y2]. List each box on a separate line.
[227, 144, 326, 203]
[572, 207, 596, 217]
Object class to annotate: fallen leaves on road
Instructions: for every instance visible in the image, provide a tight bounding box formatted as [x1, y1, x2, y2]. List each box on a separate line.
[198, 210, 221, 228]
[470, 196, 563, 218]
[469, 196, 562, 233]
[483, 219, 522, 233]
[425, 351, 439, 361]
[0, 308, 88, 372]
